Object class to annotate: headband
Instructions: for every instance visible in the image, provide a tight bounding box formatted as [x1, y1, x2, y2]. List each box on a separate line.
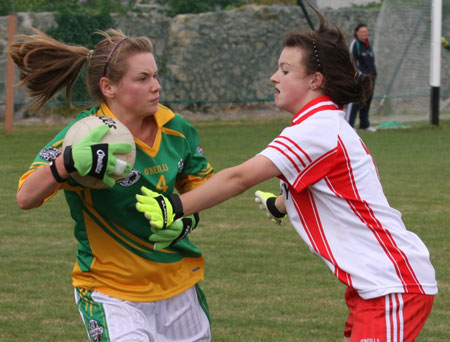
[102, 38, 129, 77]
[310, 31, 321, 71]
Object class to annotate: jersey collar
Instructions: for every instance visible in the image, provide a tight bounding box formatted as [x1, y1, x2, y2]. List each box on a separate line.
[291, 96, 340, 126]
[98, 102, 175, 128]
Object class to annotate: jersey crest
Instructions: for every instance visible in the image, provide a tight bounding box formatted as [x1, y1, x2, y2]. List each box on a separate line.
[39, 146, 61, 161]
[118, 169, 141, 187]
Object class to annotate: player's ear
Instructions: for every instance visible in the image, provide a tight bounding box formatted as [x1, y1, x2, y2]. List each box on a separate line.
[309, 72, 325, 90]
[100, 77, 116, 99]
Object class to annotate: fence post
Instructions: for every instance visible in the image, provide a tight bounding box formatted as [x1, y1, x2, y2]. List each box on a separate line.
[430, 0, 442, 126]
[5, 13, 17, 132]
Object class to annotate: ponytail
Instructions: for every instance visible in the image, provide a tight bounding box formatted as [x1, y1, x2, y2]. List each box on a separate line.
[7, 28, 154, 111]
[284, 3, 373, 106]
[7, 28, 89, 111]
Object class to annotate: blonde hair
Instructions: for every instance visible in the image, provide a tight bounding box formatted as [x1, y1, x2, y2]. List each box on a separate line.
[7, 28, 153, 111]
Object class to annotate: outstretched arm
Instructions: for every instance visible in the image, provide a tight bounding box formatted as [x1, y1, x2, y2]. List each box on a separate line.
[180, 155, 281, 215]
[136, 155, 282, 229]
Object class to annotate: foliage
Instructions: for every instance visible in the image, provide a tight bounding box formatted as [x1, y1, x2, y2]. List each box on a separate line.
[247, 0, 296, 4]
[46, 11, 114, 48]
[0, 0, 134, 16]
[45, 7, 116, 104]
[156, 0, 245, 17]
[351, 1, 382, 9]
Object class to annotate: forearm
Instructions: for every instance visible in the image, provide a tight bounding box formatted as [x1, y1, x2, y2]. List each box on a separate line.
[180, 166, 250, 215]
[135, 156, 281, 226]
[16, 155, 69, 209]
[179, 155, 281, 216]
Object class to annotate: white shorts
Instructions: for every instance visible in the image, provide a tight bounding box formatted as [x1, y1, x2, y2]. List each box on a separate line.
[74, 286, 211, 342]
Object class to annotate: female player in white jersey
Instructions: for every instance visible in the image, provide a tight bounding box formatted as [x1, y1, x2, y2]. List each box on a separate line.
[135, 4, 437, 342]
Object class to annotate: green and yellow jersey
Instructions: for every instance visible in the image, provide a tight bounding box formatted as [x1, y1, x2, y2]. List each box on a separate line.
[18, 103, 213, 302]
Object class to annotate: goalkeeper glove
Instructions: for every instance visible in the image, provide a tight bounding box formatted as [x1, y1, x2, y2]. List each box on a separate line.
[63, 125, 132, 187]
[442, 36, 449, 47]
[149, 213, 200, 250]
[135, 186, 184, 229]
[254, 190, 286, 225]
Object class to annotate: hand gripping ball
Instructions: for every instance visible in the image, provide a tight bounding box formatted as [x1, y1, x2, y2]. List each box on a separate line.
[62, 115, 136, 189]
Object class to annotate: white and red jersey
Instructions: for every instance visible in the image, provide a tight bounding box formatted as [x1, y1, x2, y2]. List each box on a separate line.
[259, 96, 437, 299]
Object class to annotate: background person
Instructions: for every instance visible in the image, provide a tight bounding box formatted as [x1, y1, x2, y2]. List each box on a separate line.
[136, 7, 437, 342]
[9, 28, 213, 342]
[346, 23, 377, 132]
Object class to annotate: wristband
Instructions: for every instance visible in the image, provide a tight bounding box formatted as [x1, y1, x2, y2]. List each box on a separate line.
[49, 160, 66, 183]
[63, 146, 76, 173]
[266, 197, 286, 218]
[169, 194, 184, 220]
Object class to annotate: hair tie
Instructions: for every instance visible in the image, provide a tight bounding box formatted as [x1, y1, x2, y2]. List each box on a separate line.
[87, 49, 94, 62]
[103, 37, 129, 77]
[310, 31, 321, 71]
[354, 71, 362, 79]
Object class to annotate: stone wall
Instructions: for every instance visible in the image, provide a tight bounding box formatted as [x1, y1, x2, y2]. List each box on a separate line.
[316, 0, 381, 10]
[0, 5, 379, 117]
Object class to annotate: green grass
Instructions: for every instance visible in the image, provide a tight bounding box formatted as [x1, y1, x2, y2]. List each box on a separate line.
[1, 119, 449, 341]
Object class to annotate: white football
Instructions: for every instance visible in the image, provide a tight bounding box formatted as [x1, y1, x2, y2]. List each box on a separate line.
[62, 115, 136, 189]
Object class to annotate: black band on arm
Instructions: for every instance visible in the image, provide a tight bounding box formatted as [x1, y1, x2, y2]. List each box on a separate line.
[169, 213, 200, 247]
[49, 161, 66, 183]
[266, 197, 286, 218]
[169, 194, 184, 220]
[192, 213, 200, 229]
[63, 146, 76, 173]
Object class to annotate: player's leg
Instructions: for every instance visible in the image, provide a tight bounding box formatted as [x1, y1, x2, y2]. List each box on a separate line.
[358, 102, 369, 129]
[154, 285, 211, 342]
[346, 103, 359, 128]
[74, 287, 155, 342]
[359, 83, 375, 129]
[343, 287, 357, 341]
[345, 289, 434, 342]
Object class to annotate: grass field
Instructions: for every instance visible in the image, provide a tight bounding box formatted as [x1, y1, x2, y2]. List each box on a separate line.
[1, 118, 449, 341]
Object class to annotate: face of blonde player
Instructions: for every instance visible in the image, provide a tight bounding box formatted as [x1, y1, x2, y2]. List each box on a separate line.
[270, 46, 320, 115]
[112, 52, 161, 118]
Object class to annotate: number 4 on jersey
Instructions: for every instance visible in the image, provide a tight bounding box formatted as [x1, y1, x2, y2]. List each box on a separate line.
[156, 174, 168, 192]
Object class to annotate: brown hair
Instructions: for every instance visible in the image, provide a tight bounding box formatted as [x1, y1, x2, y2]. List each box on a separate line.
[283, 5, 372, 106]
[7, 28, 153, 111]
[354, 23, 368, 37]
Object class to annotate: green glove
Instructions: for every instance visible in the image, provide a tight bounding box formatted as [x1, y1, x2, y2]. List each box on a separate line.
[135, 186, 184, 229]
[254, 190, 286, 225]
[64, 125, 132, 187]
[149, 213, 200, 250]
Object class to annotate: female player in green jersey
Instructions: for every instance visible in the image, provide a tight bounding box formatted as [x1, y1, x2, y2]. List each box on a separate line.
[10, 28, 213, 341]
